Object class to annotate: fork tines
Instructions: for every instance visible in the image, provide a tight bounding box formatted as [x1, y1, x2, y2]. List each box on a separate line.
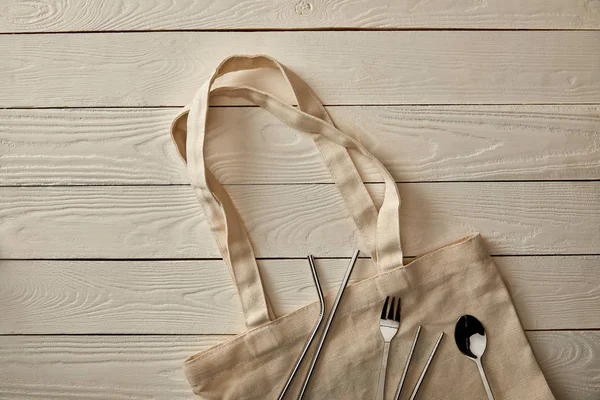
[377, 296, 402, 400]
[381, 296, 401, 322]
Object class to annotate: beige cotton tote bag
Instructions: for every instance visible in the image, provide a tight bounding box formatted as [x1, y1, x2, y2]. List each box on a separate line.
[169, 55, 555, 400]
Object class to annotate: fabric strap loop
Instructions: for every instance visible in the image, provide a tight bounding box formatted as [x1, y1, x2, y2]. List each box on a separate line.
[171, 55, 403, 329]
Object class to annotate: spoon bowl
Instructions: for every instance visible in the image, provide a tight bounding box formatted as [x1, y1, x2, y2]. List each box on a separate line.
[454, 315, 495, 400]
[455, 315, 487, 361]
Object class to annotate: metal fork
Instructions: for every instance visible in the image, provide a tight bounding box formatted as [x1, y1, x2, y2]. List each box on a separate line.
[376, 296, 401, 400]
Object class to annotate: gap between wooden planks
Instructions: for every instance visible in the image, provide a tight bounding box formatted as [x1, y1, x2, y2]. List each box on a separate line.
[1, 183, 598, 259]
[1, 257, 598, 334]
[0, 332, 598, 400]
[1, 31, 599, 107]
[0, 0, 599, 32]
[1, 106, 599, 186]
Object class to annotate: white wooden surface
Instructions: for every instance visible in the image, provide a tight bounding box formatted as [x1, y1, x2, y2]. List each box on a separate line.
[1, 0, 599, 31]
[2, 31, 600, 107]
[1, 183, 599, 258]
[2, 106, 599, 185]
[1, 257, 599, 334]
[1, 333, 598, 400]
[0, 1, 599, 399]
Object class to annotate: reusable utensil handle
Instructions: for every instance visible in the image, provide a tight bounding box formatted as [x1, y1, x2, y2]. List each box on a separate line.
[298, 250, 360, 399]
[409, 332, 444, 400]
[394, 326, 422, 400]
[376, 341, 391, 400]
[277, 255, 325, 400]
[476, 359, 495, 400]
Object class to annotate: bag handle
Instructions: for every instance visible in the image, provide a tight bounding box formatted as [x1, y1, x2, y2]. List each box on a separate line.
[172, 56, 383, 261]
[171, 55, 403, 329]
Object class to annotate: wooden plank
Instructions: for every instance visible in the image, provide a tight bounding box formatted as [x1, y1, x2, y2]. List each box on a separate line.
[1, 31, 599, 107]
[529, 332, 600, 400]
[0, 182, 598, 259]
[0, 332, 598, 399]
[0, 335, 210, 400]
[0, 0, 599, 32]
[0, 108, 187, 186]
[0, 257, 598, 334]
[497, 256, 600, 331]
[2, 106, 600, 185]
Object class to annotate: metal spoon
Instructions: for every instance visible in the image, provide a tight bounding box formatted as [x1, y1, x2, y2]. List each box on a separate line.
[454, 315, 494, 400]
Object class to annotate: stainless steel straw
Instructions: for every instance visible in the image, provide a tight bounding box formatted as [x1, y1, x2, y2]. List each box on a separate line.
[408, 332, 445, 400]
[394, 325, 422, 400]
[297, 249, 361, 399]
[277, 255, 325, 400]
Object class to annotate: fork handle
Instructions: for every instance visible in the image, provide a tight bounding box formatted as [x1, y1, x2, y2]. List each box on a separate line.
[376, 341, 391, 400]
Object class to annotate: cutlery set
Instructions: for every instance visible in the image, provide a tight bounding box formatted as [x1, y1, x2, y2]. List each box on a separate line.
[376, 297, 445, 400]
[376, 304, 495, 400]
[376, 298, 495, 400]
[279, 251, 495, 400]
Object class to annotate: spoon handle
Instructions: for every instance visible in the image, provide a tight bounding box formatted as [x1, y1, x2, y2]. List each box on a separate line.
[476, 359, 494, 400]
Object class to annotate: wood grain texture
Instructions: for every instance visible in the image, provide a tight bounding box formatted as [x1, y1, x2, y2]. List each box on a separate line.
[2, 105, 600, 186]
[2, 31, 600, 107]
[1, 0, 599, 32]
[497, 256, 600, 331]
[529, 332, 600, 400]
[0, 108, 187, 186]
[1, 5, 598, 400]
[1, 257, 598, 334]
[0, 183, 598, 259]
[0, 332, 598, 399]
